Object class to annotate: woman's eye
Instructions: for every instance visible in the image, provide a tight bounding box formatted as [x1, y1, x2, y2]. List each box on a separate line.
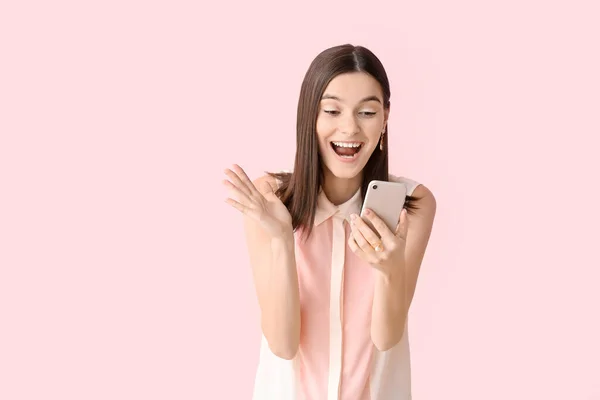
[323, 110, 375, 116]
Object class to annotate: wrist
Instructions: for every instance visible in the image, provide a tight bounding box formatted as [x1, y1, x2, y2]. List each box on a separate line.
[270, 229, 295, 248]
[377, 264, 405, 286]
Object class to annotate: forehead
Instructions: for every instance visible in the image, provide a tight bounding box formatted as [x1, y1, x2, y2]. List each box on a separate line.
[322, 72, 383, 102]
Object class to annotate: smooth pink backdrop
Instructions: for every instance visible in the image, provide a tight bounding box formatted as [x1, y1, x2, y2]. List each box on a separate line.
[1, 0, 599, 399]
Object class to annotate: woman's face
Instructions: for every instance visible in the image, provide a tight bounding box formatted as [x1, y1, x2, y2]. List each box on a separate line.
[316, 72, 388, 181]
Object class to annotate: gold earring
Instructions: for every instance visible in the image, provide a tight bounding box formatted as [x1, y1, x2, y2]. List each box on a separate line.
[380, 132, 385, 151]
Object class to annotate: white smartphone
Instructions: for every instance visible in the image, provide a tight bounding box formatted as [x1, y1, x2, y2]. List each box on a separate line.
[360, 180, 407, 237]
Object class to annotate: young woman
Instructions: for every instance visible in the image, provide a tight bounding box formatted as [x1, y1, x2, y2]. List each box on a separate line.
[223, 44, 436, 400]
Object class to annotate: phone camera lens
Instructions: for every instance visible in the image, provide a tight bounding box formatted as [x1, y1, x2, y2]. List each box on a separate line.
[373, 185, 378, 190]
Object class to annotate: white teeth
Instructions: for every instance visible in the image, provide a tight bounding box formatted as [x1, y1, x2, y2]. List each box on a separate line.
[332, 141, 361, 148]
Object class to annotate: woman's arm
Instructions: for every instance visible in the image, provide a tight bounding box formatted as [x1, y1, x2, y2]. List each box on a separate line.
[370, 184, 437, 351]
[243, 175, 301, 360]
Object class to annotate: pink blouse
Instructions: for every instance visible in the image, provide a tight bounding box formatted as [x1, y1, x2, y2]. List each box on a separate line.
[252, 173, 421, 400]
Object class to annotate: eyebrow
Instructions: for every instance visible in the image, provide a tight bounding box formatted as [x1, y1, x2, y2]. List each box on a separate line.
[321, 94, 382, 104]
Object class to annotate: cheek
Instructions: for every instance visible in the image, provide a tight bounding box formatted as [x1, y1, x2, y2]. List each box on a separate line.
[315, 121, 327, 152]
[361, 119, 383, 138]
[316, 117, 337, 148]
[316, 117, 334, 137]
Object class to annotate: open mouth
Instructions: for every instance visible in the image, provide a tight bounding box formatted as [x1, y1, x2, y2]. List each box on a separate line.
[330, 141, 364, 159]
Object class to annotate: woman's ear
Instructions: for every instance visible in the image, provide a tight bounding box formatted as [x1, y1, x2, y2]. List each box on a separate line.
[383, 107, 390, 130]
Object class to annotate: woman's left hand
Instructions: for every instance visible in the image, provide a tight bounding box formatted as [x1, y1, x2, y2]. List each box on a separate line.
[348, 208, 409, 278]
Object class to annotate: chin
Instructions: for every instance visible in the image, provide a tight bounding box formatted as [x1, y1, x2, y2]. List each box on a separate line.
[323, 162, 365, 180]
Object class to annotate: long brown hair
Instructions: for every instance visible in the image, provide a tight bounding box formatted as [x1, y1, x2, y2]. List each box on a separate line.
[268, 44, 419, 240]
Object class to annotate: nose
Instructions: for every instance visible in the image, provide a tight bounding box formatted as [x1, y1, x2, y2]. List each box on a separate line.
[339, 113, 360, 136]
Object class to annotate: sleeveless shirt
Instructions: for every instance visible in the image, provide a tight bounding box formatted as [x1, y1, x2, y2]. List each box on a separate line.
[252, 173, 421, 400]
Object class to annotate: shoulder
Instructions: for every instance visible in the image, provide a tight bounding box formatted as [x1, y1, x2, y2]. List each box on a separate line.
[389, 173, 436, 216]
[412, 184, 437, 219]
[389, 173, 421, 195]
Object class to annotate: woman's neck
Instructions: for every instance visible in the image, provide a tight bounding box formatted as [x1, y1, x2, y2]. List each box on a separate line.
[321, 169, 362, 206]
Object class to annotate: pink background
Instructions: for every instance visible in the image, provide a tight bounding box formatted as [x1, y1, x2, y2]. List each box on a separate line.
[1, 0, 599, 399]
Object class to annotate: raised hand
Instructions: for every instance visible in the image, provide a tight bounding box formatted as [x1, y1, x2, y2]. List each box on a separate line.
[223, 164, 293, 238]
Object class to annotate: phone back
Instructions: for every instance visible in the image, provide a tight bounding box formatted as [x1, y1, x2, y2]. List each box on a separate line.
[360, 180, 407, 236]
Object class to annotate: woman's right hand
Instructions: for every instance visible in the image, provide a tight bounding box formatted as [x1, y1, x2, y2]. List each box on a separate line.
[223, 164, 293, 238]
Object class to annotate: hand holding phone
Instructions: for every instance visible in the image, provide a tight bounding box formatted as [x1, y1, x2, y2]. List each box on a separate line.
[359, 180, 407, 237]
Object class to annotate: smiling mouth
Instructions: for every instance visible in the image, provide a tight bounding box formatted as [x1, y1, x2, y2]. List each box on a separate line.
[330, 141, 364, 158]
